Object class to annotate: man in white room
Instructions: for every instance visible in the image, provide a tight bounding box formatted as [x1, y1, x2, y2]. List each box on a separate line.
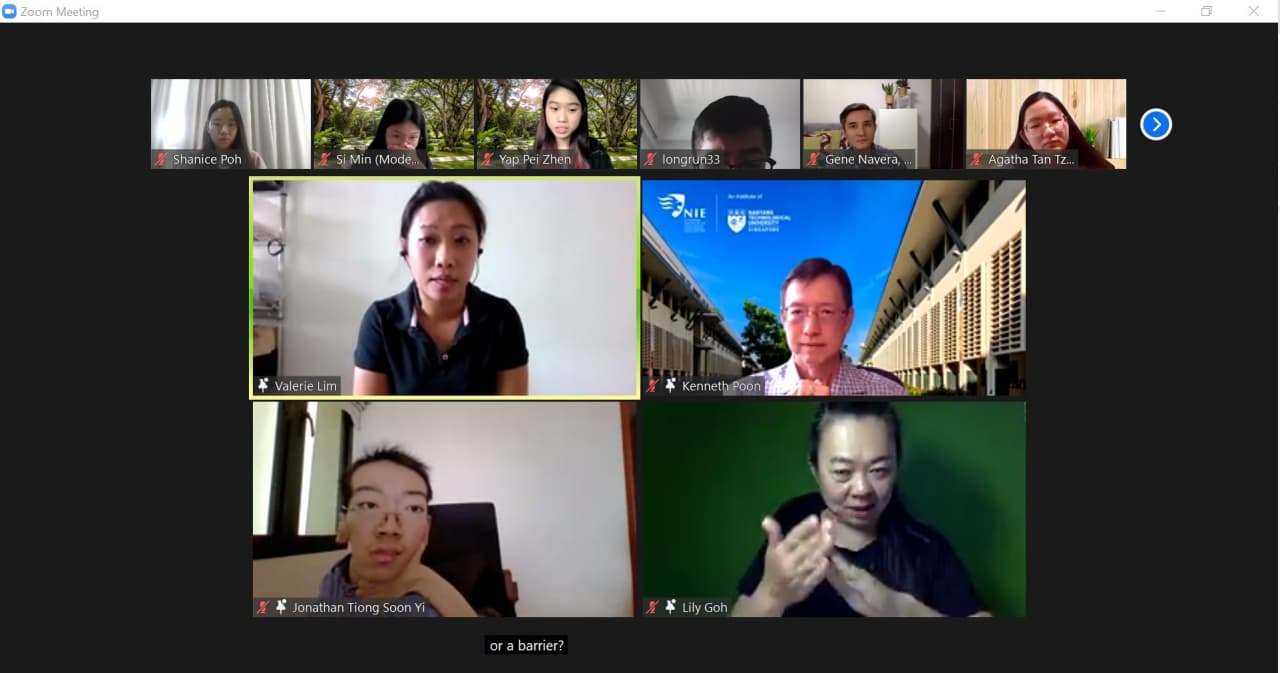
[691, 95, 776, 170]
[839, 103, 902, 163]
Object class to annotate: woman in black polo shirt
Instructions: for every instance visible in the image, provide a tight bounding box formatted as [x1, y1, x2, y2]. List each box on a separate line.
[352, 182, 529, 395]
[731, 401, 991, 617]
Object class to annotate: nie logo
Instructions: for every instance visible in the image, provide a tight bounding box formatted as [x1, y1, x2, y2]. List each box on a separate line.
[657, 193, 707, 220]
[657, 193, 686, 218]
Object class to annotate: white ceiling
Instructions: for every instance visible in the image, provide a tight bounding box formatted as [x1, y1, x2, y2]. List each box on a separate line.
[640, 79, 801, 125]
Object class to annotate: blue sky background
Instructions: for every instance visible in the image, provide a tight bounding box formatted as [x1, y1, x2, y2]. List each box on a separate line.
[643, 180, 920, 354]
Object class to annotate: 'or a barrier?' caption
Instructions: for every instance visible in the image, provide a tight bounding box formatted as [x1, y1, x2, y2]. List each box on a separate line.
[485, 635, 569, 655]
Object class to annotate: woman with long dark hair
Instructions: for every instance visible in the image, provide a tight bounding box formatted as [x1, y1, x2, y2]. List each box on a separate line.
[731, 401, 991, 617]
[532, 79, 612, 169]
[200, 99, 266, 168]
[362, 98, 433, 169]
[1008, 91, 1113, 169]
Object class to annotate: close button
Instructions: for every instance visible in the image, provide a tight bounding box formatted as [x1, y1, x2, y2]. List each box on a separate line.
[1140, 108, 1172, 141]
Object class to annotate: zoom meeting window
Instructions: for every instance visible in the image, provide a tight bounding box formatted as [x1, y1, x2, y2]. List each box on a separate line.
[24, 1, 1266, 665]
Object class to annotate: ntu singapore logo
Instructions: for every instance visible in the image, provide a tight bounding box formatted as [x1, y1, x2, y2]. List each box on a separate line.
[726, 210, 747, 233]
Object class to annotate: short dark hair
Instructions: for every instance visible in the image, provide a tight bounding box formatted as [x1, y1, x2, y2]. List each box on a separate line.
[781, 257, 853, 310]
[808, 401, 901, 466]
[340, 444, 433, 506]
[690, 95, 772, 155]
[839, 103, 876, 127]
[808, 401, 933, 596]
[400, 181, 487, 243]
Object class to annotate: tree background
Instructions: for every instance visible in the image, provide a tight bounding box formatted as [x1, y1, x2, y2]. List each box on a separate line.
[740, 302, 862, 371]
[739, 301, 790, 370]
[312, 79, 475, 168]
[475, 79, 639, 167]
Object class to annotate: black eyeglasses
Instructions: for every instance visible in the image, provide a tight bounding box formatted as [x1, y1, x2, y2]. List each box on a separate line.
[726, 157, 776, 170]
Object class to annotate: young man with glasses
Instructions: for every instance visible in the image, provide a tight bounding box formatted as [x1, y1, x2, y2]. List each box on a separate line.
[318, 445, 474, 616]
[691, 95, 777, 170]
[738, 258, 906, 396]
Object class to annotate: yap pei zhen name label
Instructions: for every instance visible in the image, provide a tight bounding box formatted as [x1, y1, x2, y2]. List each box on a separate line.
[477, 150, 578, 168]
[254, 377, 341, 395]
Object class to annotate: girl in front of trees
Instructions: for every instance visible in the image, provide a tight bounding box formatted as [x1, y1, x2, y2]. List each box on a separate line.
[362, 98, 434, 169]
[532, 79, 612, 169]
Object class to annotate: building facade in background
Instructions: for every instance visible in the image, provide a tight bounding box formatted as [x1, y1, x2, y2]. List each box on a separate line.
[641, 216, 747, 380]
[860, 180, 1026, 396]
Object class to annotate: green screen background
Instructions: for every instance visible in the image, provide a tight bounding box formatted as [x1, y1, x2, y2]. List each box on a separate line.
[639, 400, 1026, 616]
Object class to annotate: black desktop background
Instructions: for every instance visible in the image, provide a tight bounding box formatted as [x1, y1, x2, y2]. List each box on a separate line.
[3, 22, 1274, 669]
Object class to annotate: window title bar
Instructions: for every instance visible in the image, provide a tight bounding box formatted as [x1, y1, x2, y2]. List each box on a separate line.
[0, 1, 1274, 23]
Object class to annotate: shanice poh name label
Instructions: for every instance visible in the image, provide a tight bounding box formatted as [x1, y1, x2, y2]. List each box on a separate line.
[151, 150, 253, 169]
[478, 150, 579, 169]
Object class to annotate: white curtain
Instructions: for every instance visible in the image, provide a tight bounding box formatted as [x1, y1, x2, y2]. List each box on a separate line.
[150, 78, 311, 169]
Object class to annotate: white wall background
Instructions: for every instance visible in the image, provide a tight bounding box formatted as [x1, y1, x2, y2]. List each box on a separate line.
[276, 179, 638, 395]
[639, 79, 802, 168]
[302, 402, 343, 535]
[352, 401, 632, 617]
[803, 79, 933, 169]
[252, 402, 279, 535]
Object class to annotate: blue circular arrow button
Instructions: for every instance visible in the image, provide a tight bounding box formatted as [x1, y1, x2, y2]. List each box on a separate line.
[1140, 108, 1172, 141]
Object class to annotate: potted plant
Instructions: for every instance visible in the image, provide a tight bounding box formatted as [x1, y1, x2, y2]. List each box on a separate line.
[881, 82, 895, 108]
[1083, 125, 1098, 147]
[895, 79, 912, 108]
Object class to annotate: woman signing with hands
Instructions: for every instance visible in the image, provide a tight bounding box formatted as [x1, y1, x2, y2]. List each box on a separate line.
[731, 401, 992, 617]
